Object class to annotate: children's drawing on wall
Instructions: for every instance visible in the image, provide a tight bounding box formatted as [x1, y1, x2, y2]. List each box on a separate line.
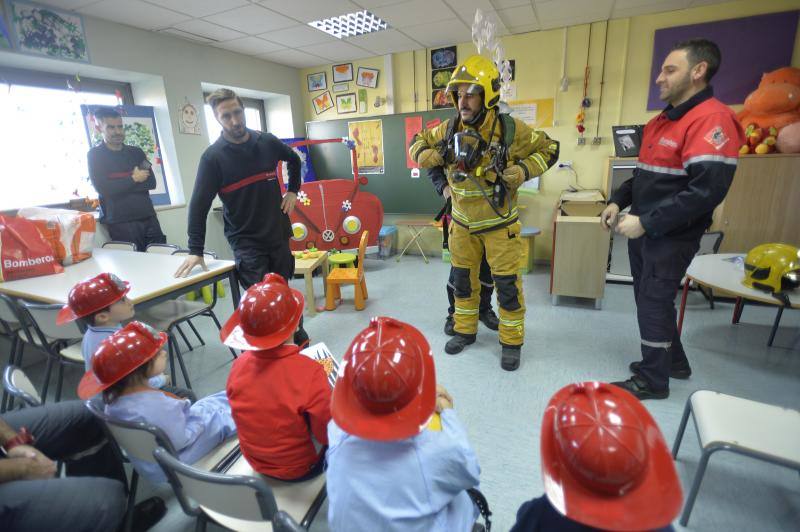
[178, 101, 201, 135]
[348, 119, 384, 174]
[356, 67, 379, 88]
[336, 93, 356, 114]
[332, 63, 353, 83]
[307, 72, 327, 92]
[10, 0, 89, 62]
[312, 91, 334, 114]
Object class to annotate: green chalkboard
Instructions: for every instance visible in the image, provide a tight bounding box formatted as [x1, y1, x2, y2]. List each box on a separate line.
[306, 109, 456, 214]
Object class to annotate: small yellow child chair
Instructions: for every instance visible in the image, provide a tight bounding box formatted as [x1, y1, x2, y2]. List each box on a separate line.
[325, 230, 369, 311]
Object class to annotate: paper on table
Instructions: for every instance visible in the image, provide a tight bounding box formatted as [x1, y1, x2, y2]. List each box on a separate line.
[722, 255, 745, 270]
[300, 342, 340, 388]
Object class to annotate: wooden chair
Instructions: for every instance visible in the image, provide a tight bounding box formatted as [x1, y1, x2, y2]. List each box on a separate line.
[325, 231, 369, 311]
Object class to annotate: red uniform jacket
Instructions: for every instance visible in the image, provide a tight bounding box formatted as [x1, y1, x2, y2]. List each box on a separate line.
[611, 86, 745, 239]
[226, 344, 331, 480]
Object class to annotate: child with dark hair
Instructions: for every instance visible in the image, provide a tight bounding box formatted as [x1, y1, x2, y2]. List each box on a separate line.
[77, 321, 236, 484]
[58, 272, 194, 400]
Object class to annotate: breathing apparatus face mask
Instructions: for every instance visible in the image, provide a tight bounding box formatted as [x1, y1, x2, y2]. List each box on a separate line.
[451, 130, 487, 182]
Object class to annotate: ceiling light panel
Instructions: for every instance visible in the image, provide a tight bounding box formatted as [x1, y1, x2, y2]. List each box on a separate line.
[308, 10, 389, 39]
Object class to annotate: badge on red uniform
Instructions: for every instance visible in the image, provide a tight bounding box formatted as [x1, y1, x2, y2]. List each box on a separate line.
[703, 126, 729, 150]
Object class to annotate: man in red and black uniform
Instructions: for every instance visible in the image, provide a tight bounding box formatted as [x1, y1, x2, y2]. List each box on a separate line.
[601, 39, 744, 399]
[88, 107, 166, 251]
[175, 88, 308, 345]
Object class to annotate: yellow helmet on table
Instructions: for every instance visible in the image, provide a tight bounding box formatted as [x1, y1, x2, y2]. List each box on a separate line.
[742, 243, 800, 294]
[446, 55, 501, 109]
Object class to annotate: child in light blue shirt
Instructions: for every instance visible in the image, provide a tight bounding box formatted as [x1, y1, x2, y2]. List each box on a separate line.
[59, 272, 193, 399]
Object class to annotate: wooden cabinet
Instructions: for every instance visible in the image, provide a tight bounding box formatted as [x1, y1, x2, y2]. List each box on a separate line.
[550, 192, 611, 306]
[551, 215, 610, 304]
[711, 154, 800, 252]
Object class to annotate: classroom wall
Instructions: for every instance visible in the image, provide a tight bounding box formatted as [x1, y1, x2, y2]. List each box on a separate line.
[298, 0, 800, 260]
[0, 4, 306, 258]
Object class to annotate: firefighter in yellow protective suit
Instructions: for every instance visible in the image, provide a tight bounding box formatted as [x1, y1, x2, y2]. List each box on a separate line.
[409, 55, 559, 371]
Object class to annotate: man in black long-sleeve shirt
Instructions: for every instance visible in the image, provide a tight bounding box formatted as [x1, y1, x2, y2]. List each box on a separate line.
[175, 88, 307, 344]
[87, 107, 166, 251]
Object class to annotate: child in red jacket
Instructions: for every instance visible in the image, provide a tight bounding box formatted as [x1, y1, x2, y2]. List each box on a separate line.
[221, 273, 330, 481]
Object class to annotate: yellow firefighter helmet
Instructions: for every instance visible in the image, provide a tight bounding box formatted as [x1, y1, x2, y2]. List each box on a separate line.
[445, 55, 501, 109]
[742, 243, 800, 294]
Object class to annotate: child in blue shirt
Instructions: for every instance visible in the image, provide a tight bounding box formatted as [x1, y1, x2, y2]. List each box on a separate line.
[77, 321, 236, 484]
[58, 272, 194, 400]
[326, 317, 482, 532]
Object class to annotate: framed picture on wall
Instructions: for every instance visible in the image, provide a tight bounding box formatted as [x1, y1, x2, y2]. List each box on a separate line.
[312, 91, 334, 115]
[432, 68, 453, 90]
[336, 93, 356, 114]
[10, 0, 89, 62]
[430, 45, 457, 69]
[432, 89, 452, 109]
[332, 83, 349, 93]
[356, 67, 379, 88]
[307, 72, 327, 92]
[332, 63, 353, 82]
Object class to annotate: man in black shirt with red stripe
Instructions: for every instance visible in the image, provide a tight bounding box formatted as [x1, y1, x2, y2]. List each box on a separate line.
[87, 107, 166, 251]
[175, 88, 307, 344]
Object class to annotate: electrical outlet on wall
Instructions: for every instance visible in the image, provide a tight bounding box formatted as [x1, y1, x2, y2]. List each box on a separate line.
[577, 137, 586, 146]
[592, 137, 602, 145]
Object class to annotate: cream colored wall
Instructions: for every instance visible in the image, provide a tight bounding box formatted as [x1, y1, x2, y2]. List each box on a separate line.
[299, 0, 800, 260]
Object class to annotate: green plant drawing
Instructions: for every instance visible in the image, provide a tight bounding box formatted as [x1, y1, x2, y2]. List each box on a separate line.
[12, 3, 87, 61]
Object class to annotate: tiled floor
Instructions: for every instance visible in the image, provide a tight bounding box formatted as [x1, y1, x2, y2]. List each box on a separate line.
[5, 255, 799, 531]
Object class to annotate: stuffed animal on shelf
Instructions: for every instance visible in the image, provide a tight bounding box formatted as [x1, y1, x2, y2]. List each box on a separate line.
[737, 67, 800, 154]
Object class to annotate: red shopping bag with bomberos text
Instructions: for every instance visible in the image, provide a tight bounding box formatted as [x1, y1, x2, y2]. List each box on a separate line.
[0, 215, 64, 282]
[17, 207, 96, 265]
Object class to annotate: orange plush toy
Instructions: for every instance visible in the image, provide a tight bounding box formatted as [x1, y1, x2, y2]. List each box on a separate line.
[738, 67, 800, 132]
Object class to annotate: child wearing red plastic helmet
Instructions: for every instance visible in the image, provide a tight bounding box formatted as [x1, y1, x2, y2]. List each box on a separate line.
[325, 316, 484, 532]
[59, 272, 194, 401]
[78, 321, 236, 484]
[222, 273, 331, 481]
[510, 382, 682, 531]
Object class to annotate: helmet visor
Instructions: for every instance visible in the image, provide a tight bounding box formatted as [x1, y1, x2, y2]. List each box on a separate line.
[446, 82, 483, 96]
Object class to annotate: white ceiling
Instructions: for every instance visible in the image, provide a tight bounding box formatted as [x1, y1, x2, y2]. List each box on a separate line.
[37, 0, 732, 68]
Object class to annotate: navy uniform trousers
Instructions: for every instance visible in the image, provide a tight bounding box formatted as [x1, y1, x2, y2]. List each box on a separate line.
[628, 235, 700, 391]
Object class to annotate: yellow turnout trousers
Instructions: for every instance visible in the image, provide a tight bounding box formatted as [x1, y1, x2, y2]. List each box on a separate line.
[450, 221, 525, 346]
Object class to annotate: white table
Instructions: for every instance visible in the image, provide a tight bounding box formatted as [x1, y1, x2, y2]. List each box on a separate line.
[679, 253, 799, 346]
[0, 248, 240, 311]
